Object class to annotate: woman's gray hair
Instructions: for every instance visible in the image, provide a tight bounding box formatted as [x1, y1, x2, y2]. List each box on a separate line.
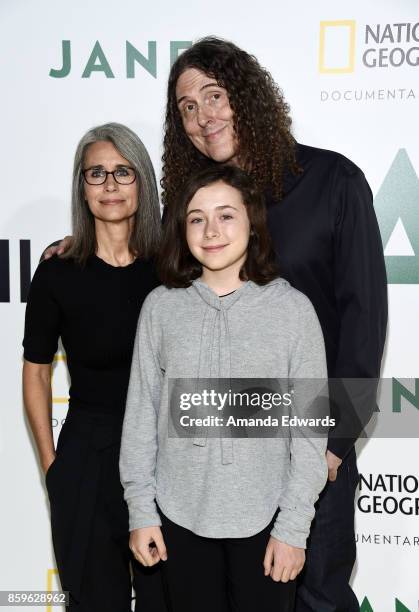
[64, 122, 161, 264]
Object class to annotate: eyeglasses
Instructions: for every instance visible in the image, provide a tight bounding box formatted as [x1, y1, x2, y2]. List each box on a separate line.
[82, 166, 136, 185]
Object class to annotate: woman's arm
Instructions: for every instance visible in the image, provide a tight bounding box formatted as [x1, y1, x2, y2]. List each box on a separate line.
[22, 360, 55, 474]
[22, 260, 61, 474]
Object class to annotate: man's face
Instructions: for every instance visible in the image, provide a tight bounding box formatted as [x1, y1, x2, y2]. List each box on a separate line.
[175, 68, 239, 165]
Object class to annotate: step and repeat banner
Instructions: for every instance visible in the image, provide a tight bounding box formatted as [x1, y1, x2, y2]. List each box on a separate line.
[1, 0, 418, 610]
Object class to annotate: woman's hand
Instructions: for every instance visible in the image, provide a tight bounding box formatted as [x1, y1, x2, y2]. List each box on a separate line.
[263, 536, 305, 582]
[42, 454, 56, 475]
[43, 236, 73, 260]
[129, 526, 167, 567]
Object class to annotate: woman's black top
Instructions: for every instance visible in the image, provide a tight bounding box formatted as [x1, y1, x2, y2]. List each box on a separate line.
[23, 255, 159, 415]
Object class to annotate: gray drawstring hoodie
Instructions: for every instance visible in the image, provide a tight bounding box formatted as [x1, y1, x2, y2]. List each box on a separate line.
[120, 278, 328, 548]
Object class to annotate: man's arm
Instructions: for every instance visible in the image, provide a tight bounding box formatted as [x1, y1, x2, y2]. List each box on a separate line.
[41, 237, 73, 261]
[328, 162, 388, 460]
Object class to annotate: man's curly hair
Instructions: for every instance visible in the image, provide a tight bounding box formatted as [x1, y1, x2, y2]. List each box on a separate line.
[161, 36, 300, 208]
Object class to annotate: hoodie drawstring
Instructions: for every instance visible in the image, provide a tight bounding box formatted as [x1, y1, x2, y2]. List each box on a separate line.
[192, 301, 234, 464]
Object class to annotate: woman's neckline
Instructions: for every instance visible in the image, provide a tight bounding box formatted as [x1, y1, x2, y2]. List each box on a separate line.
[93, 254, 138, 270]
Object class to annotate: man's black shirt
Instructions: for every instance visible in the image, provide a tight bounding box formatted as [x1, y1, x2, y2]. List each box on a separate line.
[266, 143, 387, 457]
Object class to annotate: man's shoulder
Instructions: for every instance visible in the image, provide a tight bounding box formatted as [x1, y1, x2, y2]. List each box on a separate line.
[296, 142, 364, 178]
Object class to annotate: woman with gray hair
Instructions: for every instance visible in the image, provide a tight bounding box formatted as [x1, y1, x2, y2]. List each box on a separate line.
[22, 123, 166, 611]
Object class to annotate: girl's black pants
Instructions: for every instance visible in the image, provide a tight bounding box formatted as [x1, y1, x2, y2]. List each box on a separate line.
[158, 508, 296, 612]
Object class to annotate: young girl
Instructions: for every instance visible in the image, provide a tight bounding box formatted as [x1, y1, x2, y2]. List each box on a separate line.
[120, 165, 328, 612]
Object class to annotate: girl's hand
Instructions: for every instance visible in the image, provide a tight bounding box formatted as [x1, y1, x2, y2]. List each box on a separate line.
[129, 526, 167, 567]
[263, 536, 305, 582]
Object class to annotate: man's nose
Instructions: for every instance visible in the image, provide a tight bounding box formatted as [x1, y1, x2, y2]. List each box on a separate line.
[197, 102, 215, 128]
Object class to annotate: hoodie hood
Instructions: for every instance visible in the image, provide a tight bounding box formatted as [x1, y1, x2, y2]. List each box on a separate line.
[189, 277, 291, 311]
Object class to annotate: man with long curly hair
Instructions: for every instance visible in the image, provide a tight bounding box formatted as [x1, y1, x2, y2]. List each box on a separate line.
[161, 37, 388, 612]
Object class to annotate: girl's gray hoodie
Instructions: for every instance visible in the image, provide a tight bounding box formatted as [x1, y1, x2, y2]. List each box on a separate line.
[120, 278, 328, 549]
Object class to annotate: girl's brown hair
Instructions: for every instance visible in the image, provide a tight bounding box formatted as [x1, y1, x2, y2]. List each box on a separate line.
[159, 165, 279, 288]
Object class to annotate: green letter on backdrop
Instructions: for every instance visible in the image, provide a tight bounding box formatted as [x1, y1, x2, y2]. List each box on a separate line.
[49, 40, 71, 78]
[82, 41, 115, 78]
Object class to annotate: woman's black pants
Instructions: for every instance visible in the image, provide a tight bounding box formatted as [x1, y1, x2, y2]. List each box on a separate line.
[46, 409, 167, 612]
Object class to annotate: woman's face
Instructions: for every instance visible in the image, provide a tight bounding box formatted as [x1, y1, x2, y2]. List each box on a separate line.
[83, 141, 138, 224]
[186, 181, 250, 276]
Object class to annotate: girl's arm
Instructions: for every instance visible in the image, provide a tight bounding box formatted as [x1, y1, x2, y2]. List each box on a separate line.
[120, 290, 166, 566]
[23, 361, 55, 474]
[120, 290, 164, 531]
[264, 293, 328, 582]
[271, 293, 329, 548]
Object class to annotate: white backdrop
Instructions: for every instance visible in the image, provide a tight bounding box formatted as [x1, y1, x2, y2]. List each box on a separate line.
[1, 1, 418, 610]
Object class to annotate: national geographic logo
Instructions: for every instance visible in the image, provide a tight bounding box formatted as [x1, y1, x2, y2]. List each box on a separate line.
[319, 20, 419, 103]
[363, 22, 419, 69]
[319, 20, 419, 73]
[319, 20, 356, 73]
[375, 150, 419, 284]
[358, 472, 419, 516]
[49, 40, 192, 78]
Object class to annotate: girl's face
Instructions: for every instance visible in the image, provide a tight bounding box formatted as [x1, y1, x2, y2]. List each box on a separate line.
[186, 181, 250, 276]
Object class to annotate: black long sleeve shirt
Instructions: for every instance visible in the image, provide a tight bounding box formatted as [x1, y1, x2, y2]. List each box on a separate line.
[266, 143, 388, 458]
[23, 255, 159, 416]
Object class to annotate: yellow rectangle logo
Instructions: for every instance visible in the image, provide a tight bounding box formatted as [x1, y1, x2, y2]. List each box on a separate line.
[319, 20, 356, 73]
